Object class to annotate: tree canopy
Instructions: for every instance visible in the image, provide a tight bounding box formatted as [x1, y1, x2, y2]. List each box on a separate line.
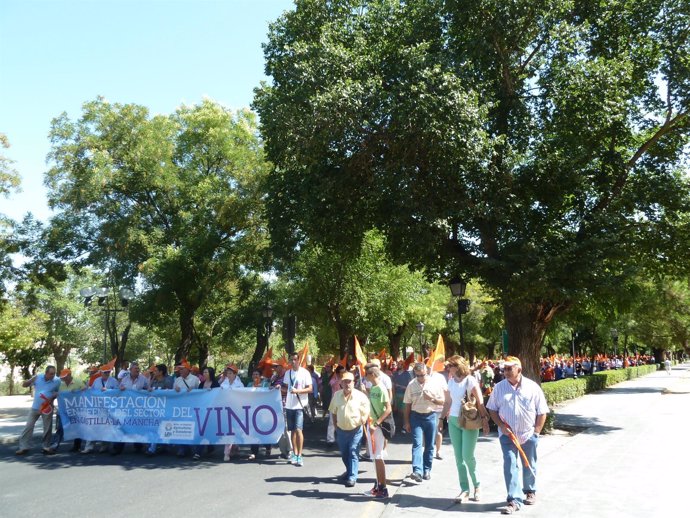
[45, 98, 270, 364]
[255, 0, 690, 379]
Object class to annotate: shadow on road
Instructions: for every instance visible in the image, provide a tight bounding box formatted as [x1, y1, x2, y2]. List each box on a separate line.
[605, 386, 665, 394]
[553, 413, 622, 435]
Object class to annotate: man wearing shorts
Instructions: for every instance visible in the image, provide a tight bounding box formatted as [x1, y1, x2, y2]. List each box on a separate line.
[363, 364, 392, 498]
[283, 353, 312, 466]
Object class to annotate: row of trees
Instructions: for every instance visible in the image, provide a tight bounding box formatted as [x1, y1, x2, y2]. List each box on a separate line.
[2, 0, 690, 384]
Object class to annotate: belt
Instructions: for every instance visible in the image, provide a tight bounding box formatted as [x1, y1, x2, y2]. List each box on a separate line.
[411, 411, 434, 416]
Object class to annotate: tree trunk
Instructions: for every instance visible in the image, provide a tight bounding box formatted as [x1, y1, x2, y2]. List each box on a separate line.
[503, 301, 565, 383]
[118, 324, 131, 371]
[8, 364, 15, 395]
[387, 325, 405, 359]
[250, 324, 267, 372]
[195, 325, 209, 368]
[445, 337, 457, 358]
[175, 303, 196, 364]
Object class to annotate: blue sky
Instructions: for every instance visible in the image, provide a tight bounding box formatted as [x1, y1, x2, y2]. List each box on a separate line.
[0, 0, 294, 222]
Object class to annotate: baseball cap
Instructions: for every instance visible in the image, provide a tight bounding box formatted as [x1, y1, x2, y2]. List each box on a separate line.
[504, 356, 522, 368]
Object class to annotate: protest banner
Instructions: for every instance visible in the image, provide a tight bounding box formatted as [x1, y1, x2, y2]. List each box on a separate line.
[58, 388, 283, 445]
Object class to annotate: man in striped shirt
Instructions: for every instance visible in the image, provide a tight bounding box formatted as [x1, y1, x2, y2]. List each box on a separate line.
[486, 356, 549, 515]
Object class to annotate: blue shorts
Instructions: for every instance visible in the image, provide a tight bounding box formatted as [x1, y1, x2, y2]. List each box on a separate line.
[285, 408, 304, 431]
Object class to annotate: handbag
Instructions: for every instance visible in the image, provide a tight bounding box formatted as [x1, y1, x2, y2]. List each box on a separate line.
[459, 387, 483, 430]
[379, 413, 396, 440]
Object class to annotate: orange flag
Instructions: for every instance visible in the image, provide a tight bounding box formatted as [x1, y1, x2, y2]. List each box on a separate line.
[403, 352, 415, 370]
[258, 347, 273, 368]
[277, 354, 289, 369]
[353, 336, 367, 377]
[426, 334, 446, 372]
[376, 348, 387, 362]
[295, 342, 309, 368]
[99, 357, 117, 373]
[339, 353, 348, 369]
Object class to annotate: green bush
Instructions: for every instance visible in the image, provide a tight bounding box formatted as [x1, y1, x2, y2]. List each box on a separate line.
[542, 364, 658, 431]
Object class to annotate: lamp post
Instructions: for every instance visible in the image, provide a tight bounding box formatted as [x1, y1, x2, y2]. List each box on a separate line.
[611, 328, 619, 369]
[262, 305, 274, 341]
[449, 277, 471, 360]
[80, 286, 134, 363]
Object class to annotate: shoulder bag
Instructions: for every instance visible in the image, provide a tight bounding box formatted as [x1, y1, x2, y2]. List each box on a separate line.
[459, 381, 483, 430]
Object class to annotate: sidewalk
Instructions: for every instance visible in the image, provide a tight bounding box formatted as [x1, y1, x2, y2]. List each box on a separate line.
[0, 395, 33, 444]
[380, 363, 690, 518]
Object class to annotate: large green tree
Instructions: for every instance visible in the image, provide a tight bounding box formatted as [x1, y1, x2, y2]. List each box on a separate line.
[45, 99, 269, 364]
[0, 133, 21, 297]
[255, 0, 690, 380]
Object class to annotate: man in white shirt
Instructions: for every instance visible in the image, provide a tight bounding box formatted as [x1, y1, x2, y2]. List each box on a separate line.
[487, 356, 549, 515]
[174, 363, 200, 392]
[282, 353, 312, 467]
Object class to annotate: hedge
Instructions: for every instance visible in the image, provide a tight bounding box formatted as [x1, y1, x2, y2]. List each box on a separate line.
[541, 364, 659, 431]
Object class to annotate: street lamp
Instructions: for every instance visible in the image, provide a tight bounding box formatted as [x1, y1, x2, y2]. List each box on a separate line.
[80, 286, 133, 363]
[611, 328, 619, 369]
[416, 321, 425, 357]
[449, 277, 471, 360]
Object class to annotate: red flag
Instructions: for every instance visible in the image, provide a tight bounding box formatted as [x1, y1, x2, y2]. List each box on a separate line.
[339, 353, 348, 369]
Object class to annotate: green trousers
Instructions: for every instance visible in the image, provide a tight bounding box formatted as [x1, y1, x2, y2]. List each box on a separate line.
[448, 416, 480, 492]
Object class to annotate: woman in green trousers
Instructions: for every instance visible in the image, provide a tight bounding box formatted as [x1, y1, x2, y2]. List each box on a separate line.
[446, 355, 491, 504]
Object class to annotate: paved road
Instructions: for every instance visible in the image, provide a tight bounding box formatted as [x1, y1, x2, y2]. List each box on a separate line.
[1, 364, 688, 517]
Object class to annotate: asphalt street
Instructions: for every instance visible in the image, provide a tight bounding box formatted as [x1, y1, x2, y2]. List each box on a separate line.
[1, 364, 688, 517]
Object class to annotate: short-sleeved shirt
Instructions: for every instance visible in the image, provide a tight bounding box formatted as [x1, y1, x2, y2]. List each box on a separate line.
[329, 388, 370, 431]
[220, 377, 244, 389]
[120, 375, 150, 390]
[392, 370, 413, 392]
[368, 383, 390, 422]
[403, 375, 445, 414]
[150, 376, 174, 390]
[174, 374, 200, 391]
[31, 374, 62, 410]
[59, 378, 85, 393]
[283, 367, 312, 410]
[448, 375, 480, 418]
[91, 376, 119, 391]
[486, 375, 549, 444]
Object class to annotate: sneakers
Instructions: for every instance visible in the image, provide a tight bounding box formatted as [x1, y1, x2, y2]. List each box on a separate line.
[524, 492, 536, 505]
[454, 491, 470, 504]
[502, 501, 520, 515]
[295, 455, 303, 466]
[290, 453, 298, 464]
[376, 487, 390, 499]
[192, 453, 201, 460]
[345, 479, 356, 488]
[363, 486, 390, 499]
[362, 486, 379, 497]
[409, 472, 423, 482]
[422, 471, 431, 480]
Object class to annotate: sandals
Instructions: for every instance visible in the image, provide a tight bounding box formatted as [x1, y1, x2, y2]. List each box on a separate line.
[454, 491, 470, 504]
[473, 487, 481, 501]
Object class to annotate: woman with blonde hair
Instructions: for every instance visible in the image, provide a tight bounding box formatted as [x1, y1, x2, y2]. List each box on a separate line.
[446, 355, 491, 504]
